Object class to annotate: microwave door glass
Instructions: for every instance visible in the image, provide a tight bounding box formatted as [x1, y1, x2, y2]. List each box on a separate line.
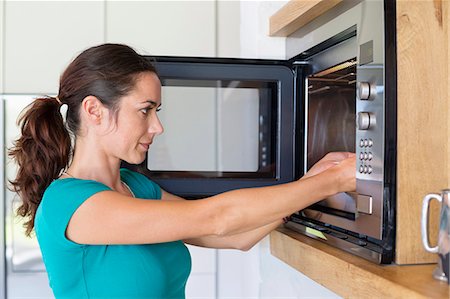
[306, 59, 357, 218]
[148, 79, 276, 178]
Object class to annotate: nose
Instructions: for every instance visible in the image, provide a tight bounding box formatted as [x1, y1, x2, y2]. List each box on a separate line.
[148, 113, 164, 136]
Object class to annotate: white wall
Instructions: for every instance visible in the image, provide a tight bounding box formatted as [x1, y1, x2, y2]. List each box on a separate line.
[3, 1, 105, 94]
[105, 1, 216, 56]
[240, 0, 286, 59]
[217, 0, 241, 57]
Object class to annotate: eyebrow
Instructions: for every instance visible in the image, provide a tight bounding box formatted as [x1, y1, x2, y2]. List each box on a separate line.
[143, 100, 161, 108]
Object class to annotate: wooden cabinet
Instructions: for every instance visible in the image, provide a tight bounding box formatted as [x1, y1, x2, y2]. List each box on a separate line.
[105, 1, 216, 57]
[3, 1, 105, 94]
[395, 0, 449, 265]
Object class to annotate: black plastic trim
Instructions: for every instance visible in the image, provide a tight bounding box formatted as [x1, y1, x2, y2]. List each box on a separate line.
[379, 0, 397, 264]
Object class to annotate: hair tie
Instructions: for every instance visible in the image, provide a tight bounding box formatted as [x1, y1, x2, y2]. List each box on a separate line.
[59, 103, 68, 124]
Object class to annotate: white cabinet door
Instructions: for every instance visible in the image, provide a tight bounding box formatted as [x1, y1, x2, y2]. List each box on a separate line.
[106, 1, 216, 56]
[186, 274, 216, 299]
[4, 1, 105, 94]
[187, 245, 217, 275]
[186, 245, 217, 299]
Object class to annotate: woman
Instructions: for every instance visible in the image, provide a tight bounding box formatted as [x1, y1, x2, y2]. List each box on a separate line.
[9, 44, 355, 299]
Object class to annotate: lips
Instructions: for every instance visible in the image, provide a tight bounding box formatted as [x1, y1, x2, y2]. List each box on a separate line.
[139, 143, 151, 151]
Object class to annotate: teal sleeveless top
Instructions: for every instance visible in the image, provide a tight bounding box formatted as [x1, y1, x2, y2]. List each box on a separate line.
[35, 168, 192, 299]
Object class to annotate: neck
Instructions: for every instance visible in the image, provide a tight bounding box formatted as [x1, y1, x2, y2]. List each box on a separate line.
[66, 137, 122, 191]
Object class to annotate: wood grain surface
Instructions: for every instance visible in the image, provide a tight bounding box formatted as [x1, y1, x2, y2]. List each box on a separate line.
[395, 0, 449, 264]
[269, 0, 343, 36]
[271, 228, 450, 298]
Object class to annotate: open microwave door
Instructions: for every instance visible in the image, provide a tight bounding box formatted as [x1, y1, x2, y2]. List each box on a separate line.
[125, 57, 297, 198]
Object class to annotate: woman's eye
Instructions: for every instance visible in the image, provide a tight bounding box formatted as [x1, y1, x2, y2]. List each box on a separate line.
[140, 108, 150, 114]
[140, 106, 161, 115]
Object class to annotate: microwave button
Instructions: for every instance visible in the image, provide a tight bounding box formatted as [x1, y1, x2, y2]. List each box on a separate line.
[356, 194, 373, 215]
[363, 152, 368, 160]
[357, 82, 376, 100]
[359, 165, 364, 173]
[359, 152, 364, 160]
[368, 139, 373, 147]
[367, 166, 373, 174]
[368, 152, 373, 160]
[360, 139, 365, 147]
[357, 112, 374, 130]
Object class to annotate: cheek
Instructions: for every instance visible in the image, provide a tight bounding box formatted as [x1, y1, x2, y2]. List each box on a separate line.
[116, 119, 145, 145]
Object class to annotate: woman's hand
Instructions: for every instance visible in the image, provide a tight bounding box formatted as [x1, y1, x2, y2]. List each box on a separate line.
[302, 152, 354, 179]
[330, 154, 356, 193]
[303, 152, 356, 194]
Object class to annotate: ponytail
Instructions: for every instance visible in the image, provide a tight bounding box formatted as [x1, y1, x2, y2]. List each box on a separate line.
[9, 97, 71, 236]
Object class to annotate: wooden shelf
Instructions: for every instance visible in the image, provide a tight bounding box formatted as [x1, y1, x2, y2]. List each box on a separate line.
[270, 228, 449, 298]
[269, 0, 343, 36]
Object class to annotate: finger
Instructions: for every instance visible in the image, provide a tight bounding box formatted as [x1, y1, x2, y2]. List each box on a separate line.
[323, 152, 350, 161]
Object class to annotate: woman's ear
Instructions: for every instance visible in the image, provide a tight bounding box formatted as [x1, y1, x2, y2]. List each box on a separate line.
[81, 95, 104, 124]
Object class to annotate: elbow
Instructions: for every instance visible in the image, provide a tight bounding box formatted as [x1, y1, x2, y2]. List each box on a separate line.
[238, 243, 254, 252]
[209, 200, 241, 238]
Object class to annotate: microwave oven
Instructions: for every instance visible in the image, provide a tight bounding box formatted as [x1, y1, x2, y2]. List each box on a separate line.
[125, 0, 396, 264]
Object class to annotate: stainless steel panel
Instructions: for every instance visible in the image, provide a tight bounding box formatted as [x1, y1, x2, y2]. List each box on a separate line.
[301, 179, 383, 238]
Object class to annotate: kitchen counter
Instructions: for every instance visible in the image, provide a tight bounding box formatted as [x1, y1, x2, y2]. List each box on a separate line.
[271, 227, 449, 298]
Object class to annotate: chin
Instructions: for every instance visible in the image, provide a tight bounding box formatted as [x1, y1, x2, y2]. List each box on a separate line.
[121, 154, 147, 166]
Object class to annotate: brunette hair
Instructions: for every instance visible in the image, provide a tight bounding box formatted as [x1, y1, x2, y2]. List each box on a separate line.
[9, 44, 157, 236]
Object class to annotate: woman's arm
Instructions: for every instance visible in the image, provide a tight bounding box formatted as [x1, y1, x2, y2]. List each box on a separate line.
[66, 155, 355, 245]
[178, 152, 355, 250]
[184, 220, 283, 251]
[163, 191, 282, 251]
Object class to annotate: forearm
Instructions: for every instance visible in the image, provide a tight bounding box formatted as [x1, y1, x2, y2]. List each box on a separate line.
[209, 170, 337, 237]
[185, 219, 283, 251]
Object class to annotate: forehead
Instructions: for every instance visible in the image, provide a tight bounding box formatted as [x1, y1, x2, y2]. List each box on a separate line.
[124, 72, 161, 104]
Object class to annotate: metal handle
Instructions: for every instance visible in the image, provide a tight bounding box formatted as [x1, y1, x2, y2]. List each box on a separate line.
[421, 193, 441, 253]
